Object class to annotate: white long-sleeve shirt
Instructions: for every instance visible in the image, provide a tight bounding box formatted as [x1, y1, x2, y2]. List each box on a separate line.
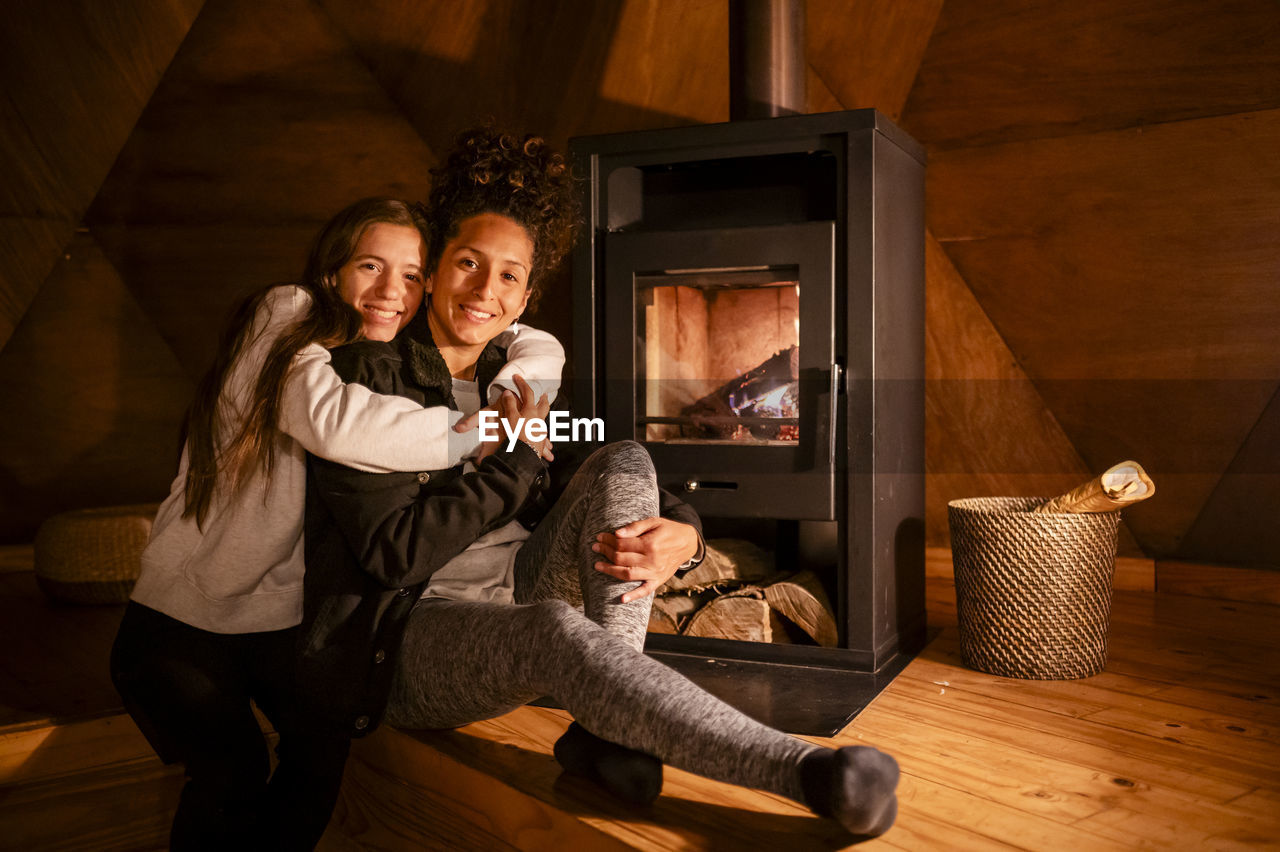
[130, 285, 563, 634]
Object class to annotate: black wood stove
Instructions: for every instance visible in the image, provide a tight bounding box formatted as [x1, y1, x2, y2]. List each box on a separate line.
[568, 107, 927, 736]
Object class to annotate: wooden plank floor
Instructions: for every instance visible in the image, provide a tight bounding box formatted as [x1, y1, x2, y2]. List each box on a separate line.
[323, 562, 1280, 850]
[1, 547, 1278, 849]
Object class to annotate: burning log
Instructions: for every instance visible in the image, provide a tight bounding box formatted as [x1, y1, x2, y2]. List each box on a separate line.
[680, 346, 799, 440]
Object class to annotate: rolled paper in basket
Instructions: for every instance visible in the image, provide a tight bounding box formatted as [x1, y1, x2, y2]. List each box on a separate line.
[1034, 460, 1155, 514]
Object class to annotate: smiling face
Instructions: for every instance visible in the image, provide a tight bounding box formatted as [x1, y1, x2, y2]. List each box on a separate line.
[425, 212, 533, 371]
[334, 222, 426, 342]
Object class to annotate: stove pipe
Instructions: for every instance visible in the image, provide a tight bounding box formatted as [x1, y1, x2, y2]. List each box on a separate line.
[729, 0, 806, 120]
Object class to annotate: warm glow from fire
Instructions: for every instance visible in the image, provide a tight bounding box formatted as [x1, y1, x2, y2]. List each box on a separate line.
[730, 380, 795, 417]
[641, 274, 800, 444]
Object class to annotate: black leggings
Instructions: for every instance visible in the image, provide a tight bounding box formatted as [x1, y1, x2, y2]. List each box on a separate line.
[110, 602, 349, 852]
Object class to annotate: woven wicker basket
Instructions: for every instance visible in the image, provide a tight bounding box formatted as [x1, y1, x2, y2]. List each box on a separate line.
[947, 496, 1119, 680]
[34, 504, 159, 605]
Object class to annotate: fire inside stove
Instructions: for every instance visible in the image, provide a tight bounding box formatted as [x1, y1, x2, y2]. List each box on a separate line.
[636, 267, 800, 445]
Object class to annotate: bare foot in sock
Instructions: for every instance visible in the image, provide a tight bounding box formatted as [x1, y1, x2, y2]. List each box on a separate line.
[553, 722, 663, 805]
[800, 746, 900, 836]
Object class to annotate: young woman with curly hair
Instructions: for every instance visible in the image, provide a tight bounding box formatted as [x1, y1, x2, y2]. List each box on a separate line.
[109, 197, 564, 851]
[301, 127, 901, 842]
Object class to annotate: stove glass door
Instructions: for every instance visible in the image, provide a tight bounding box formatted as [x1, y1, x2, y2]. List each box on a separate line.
[604, 221, 837, 520]
[637, 267, 800, 446]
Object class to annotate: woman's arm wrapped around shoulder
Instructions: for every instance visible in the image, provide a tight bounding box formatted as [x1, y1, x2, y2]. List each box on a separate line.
[281, 317, 563, 473]
[281, 343, 458, 472]
[250, 286, 458, 473]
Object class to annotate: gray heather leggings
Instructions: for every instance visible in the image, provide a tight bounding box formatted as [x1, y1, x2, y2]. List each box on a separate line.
[385, 441, 820, 802]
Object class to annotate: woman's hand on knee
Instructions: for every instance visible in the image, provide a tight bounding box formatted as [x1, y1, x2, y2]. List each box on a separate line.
[592, 517, 700, 603]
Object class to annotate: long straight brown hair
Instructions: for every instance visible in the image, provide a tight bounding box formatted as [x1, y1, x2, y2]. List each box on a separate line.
[183, 198, 426, 527]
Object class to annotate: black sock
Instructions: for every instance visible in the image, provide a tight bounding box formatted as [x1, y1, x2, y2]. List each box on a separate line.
[553, 722, 663, 806]
[799, 746, 900, 836]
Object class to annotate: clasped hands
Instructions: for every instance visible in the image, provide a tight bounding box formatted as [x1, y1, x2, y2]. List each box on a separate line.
[454, 374, 554, 462]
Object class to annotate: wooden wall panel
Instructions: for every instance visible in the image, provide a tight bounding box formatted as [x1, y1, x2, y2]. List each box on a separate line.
[901, 0, 1280, 150]
[926, 108, 1280, 383]
[1157, 557, 1280, 603]
[0, 0, 204, 218]
[804, 65, 844, 115]
[1176, 387, 1280, 567]
[807, 0, 942, 121]
[925, 109, 1280, 557]
[320, 0, 727, 158]
[89, 0, 435, 227]
[88, 223, 323, 377]
[0, 0, 203, 348]
[1033, 392, 1267, 557]
[320, 0, 729, 359]
[923, 234, 1145, 556]
[86, 0, 436, 375]
[0, 235, 192, 543]
[591, 0, 729, 126]
[0, 219, 75, 349]
[924, 229, 1086, 482]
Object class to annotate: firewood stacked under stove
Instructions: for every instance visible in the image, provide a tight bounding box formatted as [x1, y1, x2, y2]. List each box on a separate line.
[648, 537, 837, 645]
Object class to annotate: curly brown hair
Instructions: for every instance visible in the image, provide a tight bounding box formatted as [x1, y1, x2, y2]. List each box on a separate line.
[422, 127, 579, 313]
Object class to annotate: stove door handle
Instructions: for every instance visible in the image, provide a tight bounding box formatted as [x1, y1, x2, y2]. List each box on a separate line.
[826, 363, 841, 467]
